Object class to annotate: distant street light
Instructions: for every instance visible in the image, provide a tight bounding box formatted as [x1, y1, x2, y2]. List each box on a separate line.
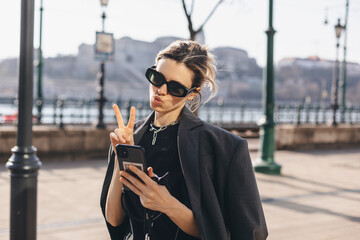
[329, 18, 344, 126]
[36, 0, 44, 124]
[254, 0, 281, 175]
[340, 0, 349, 123]
[95, 0, 112, 129]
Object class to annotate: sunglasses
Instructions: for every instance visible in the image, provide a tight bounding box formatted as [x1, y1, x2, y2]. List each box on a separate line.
[145, 67, 196, 97]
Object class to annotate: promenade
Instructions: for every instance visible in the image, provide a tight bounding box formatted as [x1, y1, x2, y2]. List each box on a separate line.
[0, 145, 359, 240]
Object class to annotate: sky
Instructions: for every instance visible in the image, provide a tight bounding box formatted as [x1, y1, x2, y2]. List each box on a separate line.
[0, 0, 359, 67]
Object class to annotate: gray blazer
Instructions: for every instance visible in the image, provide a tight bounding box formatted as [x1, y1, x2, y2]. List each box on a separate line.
[100, 107, 268, 239]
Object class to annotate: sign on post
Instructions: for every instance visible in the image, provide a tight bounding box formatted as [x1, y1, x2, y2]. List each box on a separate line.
[95, 31, 114, 61]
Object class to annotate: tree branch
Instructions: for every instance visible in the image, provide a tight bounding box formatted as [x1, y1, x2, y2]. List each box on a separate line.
[197, 0, 224, 31]
[190, 0, 195, 16]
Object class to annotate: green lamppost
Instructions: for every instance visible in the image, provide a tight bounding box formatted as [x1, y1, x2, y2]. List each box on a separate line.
[254, 0, 281, 175]
[329, 19, 344, 126]
[340, 0, 349, 123]
[6, 0, 42, 238]
[36, 0, 44, 124]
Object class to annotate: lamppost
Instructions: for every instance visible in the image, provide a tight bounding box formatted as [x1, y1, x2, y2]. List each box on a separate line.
[95, 0, 109, 129]
[340, 0, 349, 123]
[254, 0, 281, 175]
[36, 0, 44, 124]
[6, 0, 42, 239]
[329, 18, 344, 126]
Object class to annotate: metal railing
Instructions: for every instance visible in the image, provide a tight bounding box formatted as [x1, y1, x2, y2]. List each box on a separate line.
[1, 97, 359, 128]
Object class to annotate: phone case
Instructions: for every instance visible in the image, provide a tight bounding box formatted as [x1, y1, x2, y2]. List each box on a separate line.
[115, 144, 147, 190]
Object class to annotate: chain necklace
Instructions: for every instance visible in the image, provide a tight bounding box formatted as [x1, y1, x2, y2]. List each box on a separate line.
[149, 119, 179, 145]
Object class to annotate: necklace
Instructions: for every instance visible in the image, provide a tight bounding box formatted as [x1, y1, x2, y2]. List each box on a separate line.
[149, 119, 179, 145]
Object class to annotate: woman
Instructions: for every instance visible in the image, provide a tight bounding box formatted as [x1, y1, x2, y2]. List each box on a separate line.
[100, 40, 267, 240]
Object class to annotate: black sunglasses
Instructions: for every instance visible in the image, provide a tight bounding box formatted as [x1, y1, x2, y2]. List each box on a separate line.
[145, 67, 196, 97]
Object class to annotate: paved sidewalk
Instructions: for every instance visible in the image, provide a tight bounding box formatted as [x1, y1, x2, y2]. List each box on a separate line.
[0, 147, 359, 240]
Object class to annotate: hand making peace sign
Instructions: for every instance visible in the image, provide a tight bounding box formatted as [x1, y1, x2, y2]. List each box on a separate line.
[110, 104, 136, 150]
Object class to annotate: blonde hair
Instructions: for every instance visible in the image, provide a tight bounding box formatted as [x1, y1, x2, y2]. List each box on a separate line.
[155, 40, 218, 112]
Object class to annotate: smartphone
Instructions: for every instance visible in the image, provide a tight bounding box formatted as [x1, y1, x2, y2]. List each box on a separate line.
[115, 144, 147, 191]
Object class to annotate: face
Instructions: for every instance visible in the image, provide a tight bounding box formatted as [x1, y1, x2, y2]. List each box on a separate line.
[149, 58, 197, 117]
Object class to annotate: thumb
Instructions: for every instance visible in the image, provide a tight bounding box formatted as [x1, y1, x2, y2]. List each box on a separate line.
[147, 167, 157, 178]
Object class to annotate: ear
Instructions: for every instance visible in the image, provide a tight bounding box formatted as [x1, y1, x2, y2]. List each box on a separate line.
[188, 87, 201, 101]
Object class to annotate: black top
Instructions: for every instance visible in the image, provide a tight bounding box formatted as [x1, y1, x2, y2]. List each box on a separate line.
[123, 122, 197, 240]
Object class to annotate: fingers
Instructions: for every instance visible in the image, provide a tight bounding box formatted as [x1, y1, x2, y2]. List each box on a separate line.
[129, 165, 155, 186]
[114, 128, 126, 143]
[127, 107, 136, 129]
[113, 104, 125, 128]
[119, 176, 142, 196]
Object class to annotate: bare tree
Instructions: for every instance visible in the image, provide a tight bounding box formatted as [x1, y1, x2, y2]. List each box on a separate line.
[181, 0, 224, 41]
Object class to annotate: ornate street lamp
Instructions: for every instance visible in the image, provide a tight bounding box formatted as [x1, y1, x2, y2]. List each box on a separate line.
[94, 0, 111, 128]
[36, 0, 44, 124]
[340, 0, 349, 123]
[329, 18, 344, 126]
[254, 0, 281, 175]
[6, 0, 42, 239]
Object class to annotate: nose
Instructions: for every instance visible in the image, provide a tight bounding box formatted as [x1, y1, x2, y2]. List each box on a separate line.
[157, 83, 168, 95]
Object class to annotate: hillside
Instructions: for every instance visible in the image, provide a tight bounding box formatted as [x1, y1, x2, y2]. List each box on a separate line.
[1, 37, 359, 104]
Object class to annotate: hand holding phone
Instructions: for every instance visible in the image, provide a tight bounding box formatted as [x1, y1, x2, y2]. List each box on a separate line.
[115, 144, 147, 191]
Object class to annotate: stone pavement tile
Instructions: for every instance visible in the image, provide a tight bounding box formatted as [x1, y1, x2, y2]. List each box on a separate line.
[1, 148, 359, 240]
[252, 148, 360, 240]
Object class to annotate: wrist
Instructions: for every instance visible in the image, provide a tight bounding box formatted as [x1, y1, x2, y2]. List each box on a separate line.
[163, 196, 182, 218]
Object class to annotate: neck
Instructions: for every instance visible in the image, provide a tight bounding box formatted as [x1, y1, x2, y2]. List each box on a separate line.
[154, 108, 182, 127]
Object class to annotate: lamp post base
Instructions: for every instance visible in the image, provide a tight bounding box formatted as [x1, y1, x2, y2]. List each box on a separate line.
[95, 121, 106, 129]
[254, 159, 282, 175]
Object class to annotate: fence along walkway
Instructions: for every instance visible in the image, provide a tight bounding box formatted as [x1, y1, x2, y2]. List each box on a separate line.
[1, 97, 359, 128]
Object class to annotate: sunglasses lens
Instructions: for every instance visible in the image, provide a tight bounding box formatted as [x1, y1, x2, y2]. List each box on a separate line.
[146, 69, 164, 86]
[167, 82, 186, 97]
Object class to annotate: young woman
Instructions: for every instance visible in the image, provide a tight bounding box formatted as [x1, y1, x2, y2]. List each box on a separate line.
[100, 40, 267, 240]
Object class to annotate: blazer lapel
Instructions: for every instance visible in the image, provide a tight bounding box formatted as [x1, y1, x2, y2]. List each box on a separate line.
[133, 111, 154, 145]
[177, 107, 204, 230]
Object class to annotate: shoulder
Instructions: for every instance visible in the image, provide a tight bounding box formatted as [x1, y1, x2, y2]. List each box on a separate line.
[134, 119, 147, 131]
[200, 121, 245, 144]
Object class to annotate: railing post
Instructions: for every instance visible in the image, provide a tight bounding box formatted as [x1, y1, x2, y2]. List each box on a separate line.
[58, 98, 64, 129]
[322, 104, 327, 124]
[348, 105, 353, 124]
[315, 104, 320, 125]
[305, 104, 310, 124]
[296, 103, 302, 125]
[53, 96, 57, 126]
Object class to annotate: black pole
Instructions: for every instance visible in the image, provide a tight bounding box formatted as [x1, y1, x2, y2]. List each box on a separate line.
[95, 62, 106, 128]
[95, 9, 107, 129]
[36, 0, 44, 124]
[330, 21, 341, 126]
[5, 0, 42, 239]
[340, 0, 349, 123]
